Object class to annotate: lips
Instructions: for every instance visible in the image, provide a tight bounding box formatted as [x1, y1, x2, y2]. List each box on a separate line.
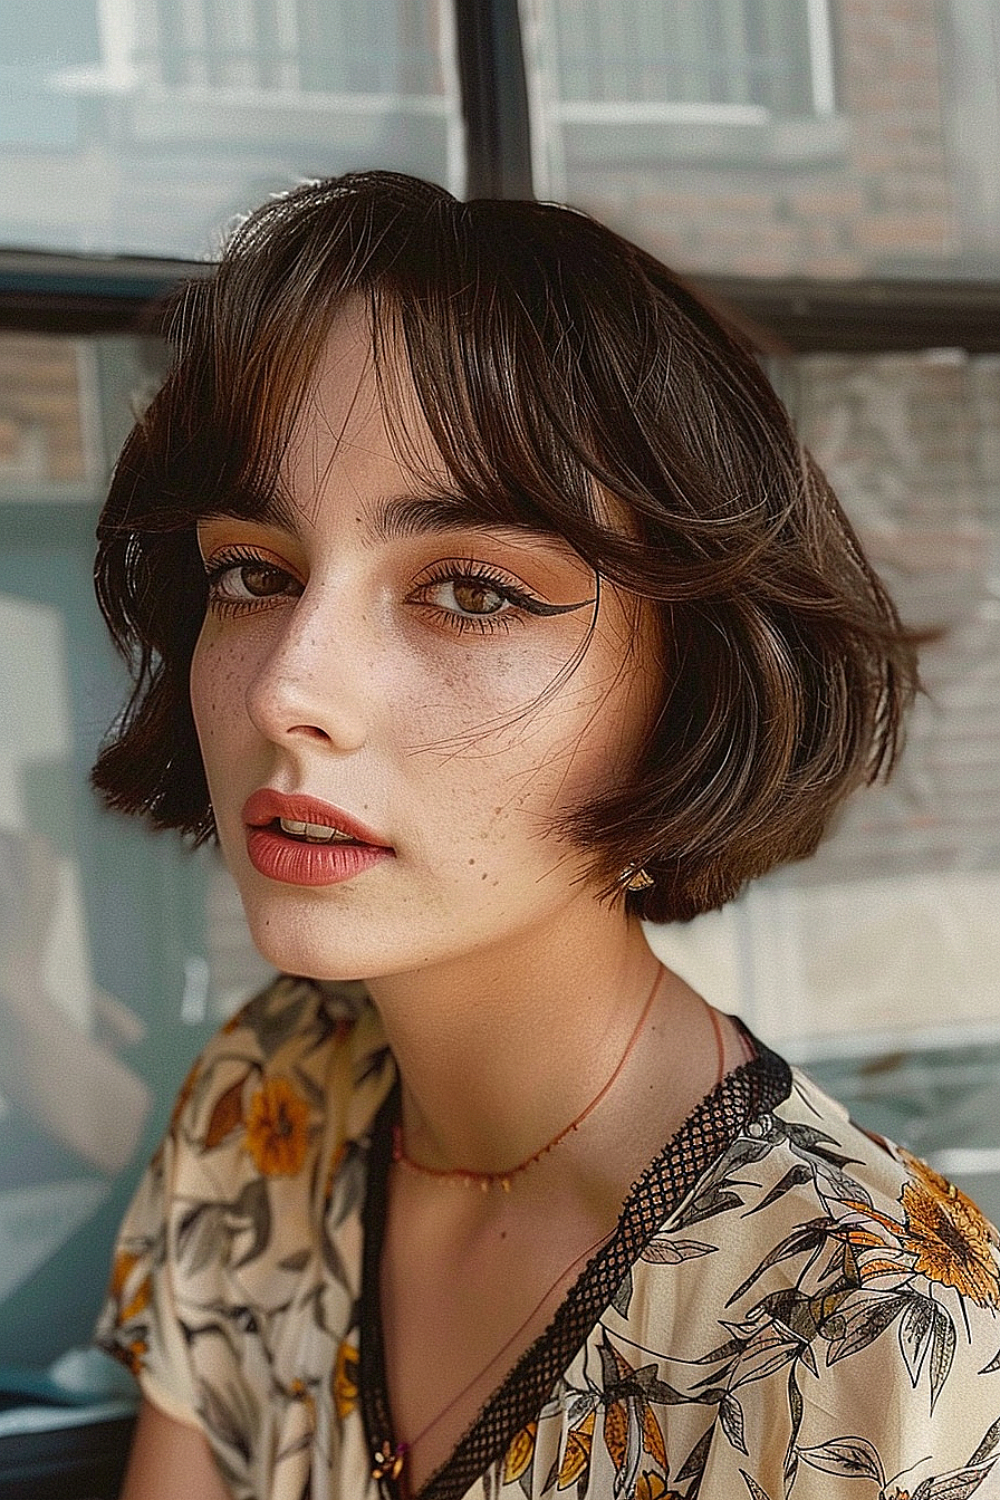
[241, 790, 394, 887]
[242, 790, 392, 847]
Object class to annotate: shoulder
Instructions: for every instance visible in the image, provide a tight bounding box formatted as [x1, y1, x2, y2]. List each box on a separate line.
[96, 975, 393, 1484]
[106, 971, 394, 1314]
[700, 1063, 1000, 1325]
[595, 1056, 1000, 1495]
[191, 970, 384, 1089]
[756, 1071, 1000, 1485]
[772, 1065, 1000, 1288]
[167, 973, 392, 1172]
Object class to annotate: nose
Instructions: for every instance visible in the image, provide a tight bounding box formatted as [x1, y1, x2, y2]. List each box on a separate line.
[243, 586, 370, 753]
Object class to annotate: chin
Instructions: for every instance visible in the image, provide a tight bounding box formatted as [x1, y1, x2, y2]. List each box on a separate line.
[249, 935, 369, 984]
[241, 914, 363, 984]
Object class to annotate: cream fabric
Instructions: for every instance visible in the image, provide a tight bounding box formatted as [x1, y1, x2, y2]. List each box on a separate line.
[97, 976, 1000, 1500]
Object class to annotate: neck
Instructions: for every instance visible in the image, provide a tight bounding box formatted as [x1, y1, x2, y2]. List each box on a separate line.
[365, 897, 664, 1176]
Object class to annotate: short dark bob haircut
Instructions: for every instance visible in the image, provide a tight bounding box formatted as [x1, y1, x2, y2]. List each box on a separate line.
[93, 170, 918, 923]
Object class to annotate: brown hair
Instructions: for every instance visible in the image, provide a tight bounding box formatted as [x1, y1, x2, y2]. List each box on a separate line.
[93, 170, 918, 922]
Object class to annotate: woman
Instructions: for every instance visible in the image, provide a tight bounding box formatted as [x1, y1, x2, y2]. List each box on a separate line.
[95, 172, 1000, 1500]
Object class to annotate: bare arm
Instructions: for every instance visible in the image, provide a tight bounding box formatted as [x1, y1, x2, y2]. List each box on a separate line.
[119, 1399, 234, 1500]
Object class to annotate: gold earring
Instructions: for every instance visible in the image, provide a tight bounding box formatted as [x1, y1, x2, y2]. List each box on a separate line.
[622, 864, 654, 892]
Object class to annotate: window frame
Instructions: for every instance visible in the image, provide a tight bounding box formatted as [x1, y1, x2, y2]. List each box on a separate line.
[5, 0, 1000, 361]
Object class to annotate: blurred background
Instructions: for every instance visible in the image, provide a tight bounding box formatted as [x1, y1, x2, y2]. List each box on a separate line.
[1, 1, 998, 1492]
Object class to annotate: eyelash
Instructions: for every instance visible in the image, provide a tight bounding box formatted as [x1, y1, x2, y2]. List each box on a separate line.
[201, 549, 547, 635]
[203, 547, 301, 618]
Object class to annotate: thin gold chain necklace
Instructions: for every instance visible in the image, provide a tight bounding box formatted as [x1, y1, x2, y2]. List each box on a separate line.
[374, 989, 734, 1487]
[391, 965, 666, 1194]
[370, 1223, 617, 1485]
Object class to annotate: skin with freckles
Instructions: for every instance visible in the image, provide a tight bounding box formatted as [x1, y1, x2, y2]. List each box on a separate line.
[190, 303, 660, 1003]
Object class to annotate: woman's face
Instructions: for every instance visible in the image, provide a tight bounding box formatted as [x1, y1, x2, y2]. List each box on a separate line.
[190, 305, 658, 982]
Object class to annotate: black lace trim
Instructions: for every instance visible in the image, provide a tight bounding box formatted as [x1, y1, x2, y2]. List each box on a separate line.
[360, 1032, 792, 1500]
[360, 1073, 404, 1494]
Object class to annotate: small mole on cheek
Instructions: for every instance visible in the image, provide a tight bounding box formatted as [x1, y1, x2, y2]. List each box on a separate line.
[468, 858, 475, 866]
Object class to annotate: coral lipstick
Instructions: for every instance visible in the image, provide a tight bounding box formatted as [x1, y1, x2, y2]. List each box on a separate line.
[242, 789, 393, 887]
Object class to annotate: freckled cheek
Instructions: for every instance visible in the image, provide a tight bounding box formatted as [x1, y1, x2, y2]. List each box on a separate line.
[391, 672, 522, 839]
[402, 692, 592, 854]
[381, 675, 497, 762]
[189, 640, 214, 743]
[189, 639, 252, 763]
[400, 646, 569, 739]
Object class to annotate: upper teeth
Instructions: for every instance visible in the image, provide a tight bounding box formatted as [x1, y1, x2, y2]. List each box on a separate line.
[279, 818, 356, 843]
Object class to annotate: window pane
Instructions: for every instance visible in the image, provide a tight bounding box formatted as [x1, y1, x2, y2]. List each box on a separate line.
[651, 350, 1000, 1044]
[523, 0, 1000, 280]
[766, 352, 1000, 1226]
[0, 332, 269, 1407]
[0, 0, 462, 258]
[753, 350, 1000, 1046]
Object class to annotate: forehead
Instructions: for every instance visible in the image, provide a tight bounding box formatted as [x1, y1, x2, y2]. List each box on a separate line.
[270, 293, 634, 566]
[283, 298, 437, 492]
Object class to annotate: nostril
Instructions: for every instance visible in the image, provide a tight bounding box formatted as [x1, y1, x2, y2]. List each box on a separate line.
[288, 723, 333, 741]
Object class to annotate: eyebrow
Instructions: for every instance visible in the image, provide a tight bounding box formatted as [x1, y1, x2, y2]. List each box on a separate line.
[197, 491, 470, 539]
[367, 493, 551, 546]
[204, 489, 568, 555]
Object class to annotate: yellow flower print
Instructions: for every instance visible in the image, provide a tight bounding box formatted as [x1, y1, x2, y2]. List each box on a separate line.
[205, 1071, 249, 1149]
[122, 1335, 148, 1376]
[502, 1422, 536, 1484]
[900, 1151, 1000, 1308]
[287, 1378, 317, 1422]
[110, 1249, 151, 1323]
[603, 1399, 629, 1475]
[244, 1075, 311, 1176]
[557, 1408, 596, 1489]
[109, 1248, 137, 1299]
[168, 1059, 200, 1131]
[333, 1339, 359, 1420]
[642, 1403, 668, 1470]
[635, 1475, 682, 1500]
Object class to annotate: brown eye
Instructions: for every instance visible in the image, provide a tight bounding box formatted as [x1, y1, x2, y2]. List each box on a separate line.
[203, 551, 302, 612]
[450, 580, 506, 615]
[239, 563, 289, 597]
[407, 565, 547, 635]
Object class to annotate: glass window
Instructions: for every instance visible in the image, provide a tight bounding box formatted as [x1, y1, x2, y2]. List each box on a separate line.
[0, 330, 269, 1421]
[747, 349, 1000, 1050]
[540, 0, 832, 117]
[523, 0, 1000, 281]
[0, 0, 462, 259]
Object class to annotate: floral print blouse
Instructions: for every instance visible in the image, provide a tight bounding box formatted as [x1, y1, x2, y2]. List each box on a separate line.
[96, 975, 1000, 1500]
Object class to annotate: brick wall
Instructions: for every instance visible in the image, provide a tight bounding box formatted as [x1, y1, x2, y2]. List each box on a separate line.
[775, 348, 1000, 883]
[0, 337, 88, 488]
